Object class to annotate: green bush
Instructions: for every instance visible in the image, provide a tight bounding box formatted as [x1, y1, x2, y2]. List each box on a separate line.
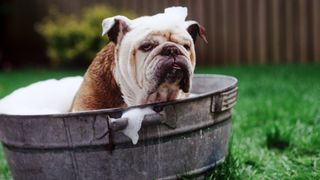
[36, 5, 135, 68]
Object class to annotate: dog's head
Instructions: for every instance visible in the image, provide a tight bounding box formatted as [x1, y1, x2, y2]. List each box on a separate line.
[102, 7, 206, 106]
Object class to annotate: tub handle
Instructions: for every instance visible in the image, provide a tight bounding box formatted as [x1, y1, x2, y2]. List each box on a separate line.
[109, 105, 177, 131]
[212, 87, 238, 112]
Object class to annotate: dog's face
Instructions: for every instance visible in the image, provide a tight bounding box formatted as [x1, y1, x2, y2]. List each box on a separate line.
[102, 7, 206, 106]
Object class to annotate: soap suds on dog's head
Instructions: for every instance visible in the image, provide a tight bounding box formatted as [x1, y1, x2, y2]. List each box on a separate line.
[114, 107, 155, 144]
[103, 7, 191, 37]
[0, 76, 83, 115]
[129, 7, 188, 30]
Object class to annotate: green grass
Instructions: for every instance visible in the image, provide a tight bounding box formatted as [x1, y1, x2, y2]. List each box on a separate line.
[196, 63, 320, 179]
[0, 145, 10, 180]
[0, 64, 319, 179]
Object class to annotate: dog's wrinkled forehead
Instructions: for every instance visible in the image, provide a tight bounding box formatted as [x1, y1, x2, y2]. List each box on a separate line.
[102, 7, 207, 45]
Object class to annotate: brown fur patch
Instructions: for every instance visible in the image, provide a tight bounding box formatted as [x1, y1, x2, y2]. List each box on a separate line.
[129, 48, 142, 89]
[70, 43, 125, 112]
[164, 32, 171, 40]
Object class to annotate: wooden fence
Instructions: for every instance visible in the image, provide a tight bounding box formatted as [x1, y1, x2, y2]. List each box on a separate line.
[1, 0, 320, 67]
[107, 0, 320, 65]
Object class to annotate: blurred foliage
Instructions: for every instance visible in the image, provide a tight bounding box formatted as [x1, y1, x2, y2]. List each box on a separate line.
[0, 2, 13, 16]
[36, 5, 135, 68]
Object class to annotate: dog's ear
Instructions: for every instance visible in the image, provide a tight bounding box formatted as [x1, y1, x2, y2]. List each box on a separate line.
[185, 21, 208, 43]
[102, 16, 131, 44]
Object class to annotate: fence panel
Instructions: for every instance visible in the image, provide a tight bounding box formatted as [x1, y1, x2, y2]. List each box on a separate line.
[2, 0, 320, 67]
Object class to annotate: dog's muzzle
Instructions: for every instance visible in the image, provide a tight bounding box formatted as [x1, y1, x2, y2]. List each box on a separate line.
[156, 45, 190, 92]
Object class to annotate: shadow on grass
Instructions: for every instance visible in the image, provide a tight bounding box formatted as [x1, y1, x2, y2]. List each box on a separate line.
[266, 126, 290, 151]
[205, 137, 240, 180]
[0, 145, 11, 180]
[205, 153, 239, 180]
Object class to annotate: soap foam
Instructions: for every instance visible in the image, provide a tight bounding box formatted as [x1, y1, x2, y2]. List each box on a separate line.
[117, 107, 155, 144]
[129, 7, 188, 30]
[0, 76, 83, 115]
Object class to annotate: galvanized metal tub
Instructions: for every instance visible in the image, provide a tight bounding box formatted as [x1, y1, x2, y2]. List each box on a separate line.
[0, 74, 237, 180]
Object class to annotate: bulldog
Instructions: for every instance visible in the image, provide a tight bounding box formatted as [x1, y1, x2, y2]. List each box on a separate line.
[70, 7, 207, 112]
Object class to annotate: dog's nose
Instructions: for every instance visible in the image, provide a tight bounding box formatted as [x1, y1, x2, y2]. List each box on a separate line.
[160, 45, 182, 57]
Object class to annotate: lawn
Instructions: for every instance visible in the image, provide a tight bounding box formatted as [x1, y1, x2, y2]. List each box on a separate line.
[0, 64, 320, 179]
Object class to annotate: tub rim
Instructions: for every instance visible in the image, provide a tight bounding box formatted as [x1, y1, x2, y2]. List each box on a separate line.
[0, 74, 238, 118]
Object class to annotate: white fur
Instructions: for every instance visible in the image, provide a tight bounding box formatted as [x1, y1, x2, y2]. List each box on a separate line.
[103, 7, 197, 106]
[0, 77, 83, 115]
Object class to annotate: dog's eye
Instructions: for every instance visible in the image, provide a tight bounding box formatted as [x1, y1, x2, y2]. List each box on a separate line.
[139, 42, 155, 52]
[183, 44, 190, 50]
